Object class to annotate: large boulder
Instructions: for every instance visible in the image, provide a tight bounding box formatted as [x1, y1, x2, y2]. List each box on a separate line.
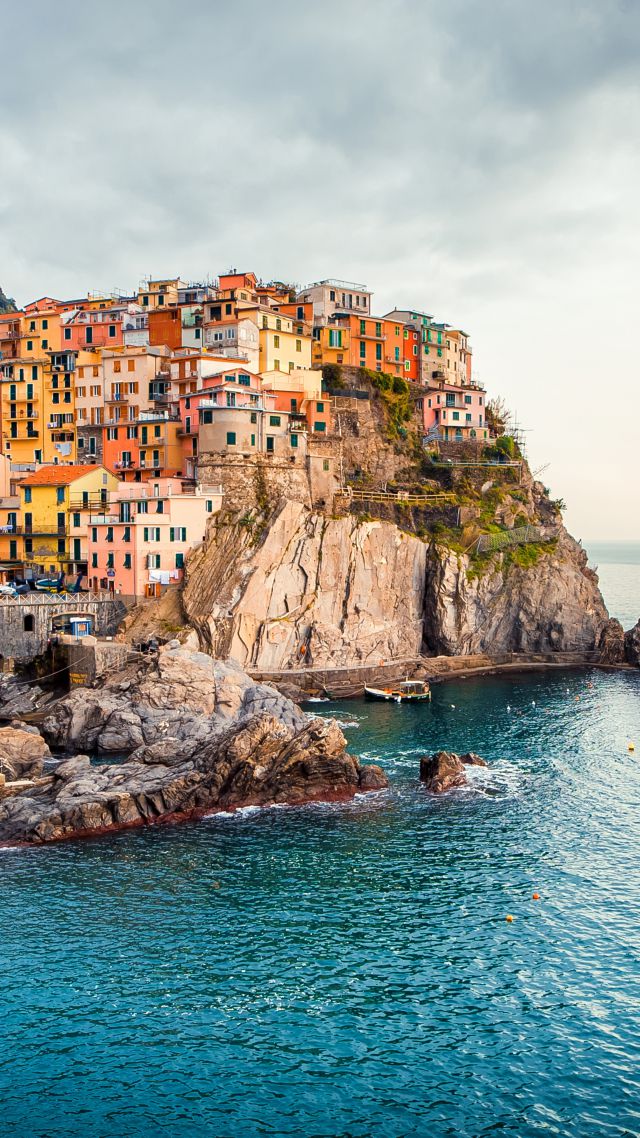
[625, 619, 640, 667]
[0, 645, 388, 845]
[598, 618, 626, 664]
[419, 750, 487, 793]
[0, 726, 50, 781]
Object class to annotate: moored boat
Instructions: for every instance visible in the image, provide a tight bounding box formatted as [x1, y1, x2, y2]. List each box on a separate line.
[364, 679, 431, 703]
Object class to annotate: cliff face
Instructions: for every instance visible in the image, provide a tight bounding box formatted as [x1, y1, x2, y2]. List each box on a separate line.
[183, 498, 610, 670]
[424, 530, 608, 655]
[183, 500, 429, 669]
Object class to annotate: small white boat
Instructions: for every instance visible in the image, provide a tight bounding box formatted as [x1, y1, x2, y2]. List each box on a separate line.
[364, 679, 431, 703]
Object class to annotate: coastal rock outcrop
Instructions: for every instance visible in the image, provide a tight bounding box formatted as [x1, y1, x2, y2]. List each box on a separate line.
[0, 725, 51, 781]
[0, 645, 387, 845]
[625, 618, 640, 667]
[424, 530, 609, 657]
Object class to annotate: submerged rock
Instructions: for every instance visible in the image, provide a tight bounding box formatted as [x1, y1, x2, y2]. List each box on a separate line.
[0, 646, 388, 845]
[419, 750, 487, 793]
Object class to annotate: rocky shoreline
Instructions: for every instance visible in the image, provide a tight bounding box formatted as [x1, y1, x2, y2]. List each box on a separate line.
[0, 643, 387, 846]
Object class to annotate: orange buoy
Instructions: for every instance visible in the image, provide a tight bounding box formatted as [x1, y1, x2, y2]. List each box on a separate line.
[506, 914, 514, 922]
[532, 892, 540, 900]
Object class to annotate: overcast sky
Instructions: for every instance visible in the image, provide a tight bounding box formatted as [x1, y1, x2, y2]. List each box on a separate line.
[1, 0, 638, 540]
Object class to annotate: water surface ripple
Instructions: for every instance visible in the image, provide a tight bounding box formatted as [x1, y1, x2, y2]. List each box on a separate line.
[2, 669, 640, 1137]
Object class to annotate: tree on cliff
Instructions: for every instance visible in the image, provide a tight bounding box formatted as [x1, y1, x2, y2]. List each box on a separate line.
[0, 285, 17, 314]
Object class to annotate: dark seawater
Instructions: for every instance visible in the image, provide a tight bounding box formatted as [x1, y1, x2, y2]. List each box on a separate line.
[2, 668, 640, 1137]
[587, 540, 640, 631]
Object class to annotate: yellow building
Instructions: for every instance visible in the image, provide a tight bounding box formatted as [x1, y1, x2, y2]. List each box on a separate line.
[17, 465, 119, 578]
[248, 308, 312, 374]
[311, 323, 351, 369]
[0, 304, 79, 465]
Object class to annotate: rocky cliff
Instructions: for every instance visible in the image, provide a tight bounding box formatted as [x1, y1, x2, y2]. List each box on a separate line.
[182, 489, 611, 670]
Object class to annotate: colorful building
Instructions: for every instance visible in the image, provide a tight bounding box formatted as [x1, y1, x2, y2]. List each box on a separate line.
[312, 314, 404, 377]
[418, 380, 487, 442]
[87, 478, 219, 597]
[17, 465, 119, 578]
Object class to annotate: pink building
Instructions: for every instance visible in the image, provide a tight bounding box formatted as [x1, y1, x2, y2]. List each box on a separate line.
[86, 477, 221, 597]
[419, 381, 488, 442]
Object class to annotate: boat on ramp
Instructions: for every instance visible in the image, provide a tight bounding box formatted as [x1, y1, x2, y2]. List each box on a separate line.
[364, 679, 431, 703]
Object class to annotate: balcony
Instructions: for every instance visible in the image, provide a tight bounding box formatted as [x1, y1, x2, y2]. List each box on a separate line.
[14, 525, 68, 537]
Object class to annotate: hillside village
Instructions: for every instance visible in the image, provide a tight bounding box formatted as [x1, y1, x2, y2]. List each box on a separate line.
[0, 272, 496, 601]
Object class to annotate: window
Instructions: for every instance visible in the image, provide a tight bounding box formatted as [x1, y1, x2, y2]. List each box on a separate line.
[123, 527, 131, 543]
[395, 347, 400, 361]
[375, 322, 382, 337]
[32, 365, 38, 380]
[85, 327, 93, 344]
[73, 512, 80, 527]
[226, 431, 236, 446]
[275, 318, 281, 331]
[359, 341, 366, 359]
[452, 412, 460, 421]
[375, 343, 382, 361]
[127, 359, 135, 372]
[42, 339, 48, 350]
[314, 422, 326, 433]
[152, 451, 160, 468]
[175, 552, 184, 569]
[124, 553, 132, 569]
[316, 402, 324, 412]
[154, 425, 161, 438]
[274, 360, 280, 371]
[404, 361, 410, 371]
[64, 327, 71, 341]
[290, 433, 298, 448]
[24, 487, 32, 504]
[156, 500, 164, 513]
[413, 345, 418, 356]
[56, 487, 65, 504]
[108, 326, 116, 338]
[138, 501, 148, 514]
[266, 436, 275, 453]
[251, 433, 256, 447]
[360, 320, 366, 334]
[106, 552, 114, 569]
[238, 374, 250, 386]
[466, 413, 472, 422]
[273, 335, 280, 348]
[395, 326, 400, 335]
[113, 361, 121, 373]
[437, 348, 442, 357]
[328, 330, 342, 348]
[24, 615, 34, 632]
[9, 540, 16, 561]
[329, 290, 335, 301]
[26, 340, 33, 351]
[295, 339, 302, 352]
[206, 500, 214, 513]
[269, 415, 281, 426]
[323, 459, 330, 471]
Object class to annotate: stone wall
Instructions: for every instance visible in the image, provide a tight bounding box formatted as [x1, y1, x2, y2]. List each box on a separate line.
[197, 449, 340, 514]
[0, 595, 128, 664]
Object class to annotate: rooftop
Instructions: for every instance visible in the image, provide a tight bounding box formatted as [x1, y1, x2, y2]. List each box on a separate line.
[20, 464, 108, 487]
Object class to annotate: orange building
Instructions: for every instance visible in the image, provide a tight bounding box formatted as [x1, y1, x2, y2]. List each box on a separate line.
[312, 315, 404, 377]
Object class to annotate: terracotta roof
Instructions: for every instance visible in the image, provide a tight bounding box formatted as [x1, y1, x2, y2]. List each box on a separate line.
[19, 464, 106, 487]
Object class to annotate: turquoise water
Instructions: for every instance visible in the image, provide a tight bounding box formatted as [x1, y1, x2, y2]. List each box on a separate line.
[2, 666, 640, 1137]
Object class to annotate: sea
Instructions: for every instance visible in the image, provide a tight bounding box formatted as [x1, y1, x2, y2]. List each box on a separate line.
[1, 542, 639, 1138]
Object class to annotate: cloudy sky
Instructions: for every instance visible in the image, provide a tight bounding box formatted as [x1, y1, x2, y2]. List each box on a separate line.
[1, 0, 638, 540]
